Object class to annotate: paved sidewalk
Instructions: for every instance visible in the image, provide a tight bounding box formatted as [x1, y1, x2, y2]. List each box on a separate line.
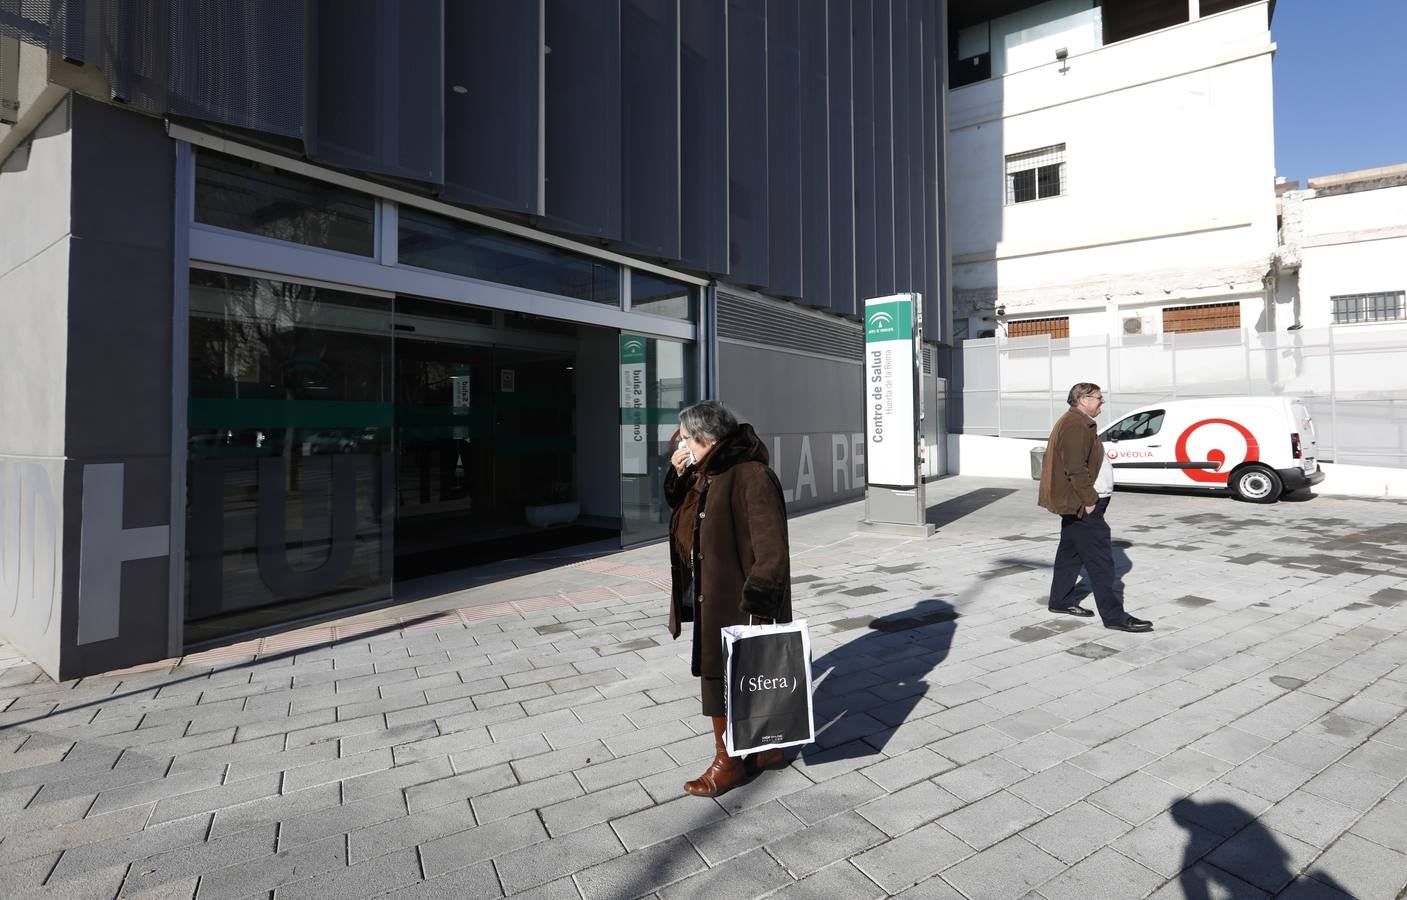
[2, 476, 1406, 899]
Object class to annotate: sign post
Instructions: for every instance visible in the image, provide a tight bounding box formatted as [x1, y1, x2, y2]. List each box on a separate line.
[860, 293, 934, 536]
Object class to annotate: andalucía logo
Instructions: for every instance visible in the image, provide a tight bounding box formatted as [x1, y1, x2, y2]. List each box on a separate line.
[619, 336, 647, 364]
[865, 301, 911, 342]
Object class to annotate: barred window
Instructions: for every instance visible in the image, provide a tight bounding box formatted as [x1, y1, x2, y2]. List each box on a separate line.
[1332, 291, 1406, 325]
[1008, 317, 1069, 339]
[1163, 302, 1241, 334]
[1005, 144, 1066, 205]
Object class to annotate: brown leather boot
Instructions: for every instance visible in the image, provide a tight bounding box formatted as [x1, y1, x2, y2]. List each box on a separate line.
[747, 747, 787, 773]
[683, 716, 747, 797]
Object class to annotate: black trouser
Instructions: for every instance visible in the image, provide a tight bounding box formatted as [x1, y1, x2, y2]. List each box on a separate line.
[1050, 496, 1126, 624]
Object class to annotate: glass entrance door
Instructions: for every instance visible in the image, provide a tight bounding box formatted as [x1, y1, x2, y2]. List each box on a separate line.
[391, 299, 605, 580]
[619, 336, 697, 546]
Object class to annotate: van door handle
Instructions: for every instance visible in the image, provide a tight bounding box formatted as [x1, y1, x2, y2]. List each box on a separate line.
[1147, 444, 1162, 448]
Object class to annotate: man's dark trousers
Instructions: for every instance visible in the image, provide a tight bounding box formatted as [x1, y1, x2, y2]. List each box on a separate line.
[1049, 496, 1125, 624]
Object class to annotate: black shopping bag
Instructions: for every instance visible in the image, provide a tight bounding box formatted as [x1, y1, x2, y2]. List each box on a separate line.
[721, 620, 816, 757]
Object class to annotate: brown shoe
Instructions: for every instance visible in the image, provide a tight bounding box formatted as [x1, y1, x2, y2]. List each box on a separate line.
[747, 748, 788, 773]
[684, 716, 747, 797]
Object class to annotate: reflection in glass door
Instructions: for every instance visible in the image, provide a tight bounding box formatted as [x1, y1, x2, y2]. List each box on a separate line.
[185, 270, 393, 646]
[620, 336, 697, 546]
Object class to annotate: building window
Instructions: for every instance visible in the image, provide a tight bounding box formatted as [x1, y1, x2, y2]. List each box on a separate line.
[1163, 302, 1241, 334]
[1332, 291, 1406, 325]
[398, 207, 620, 306]
[1008, 317, 1069, 339]
[1005, 144, 1066, 205]
[194, 151, 375, 256]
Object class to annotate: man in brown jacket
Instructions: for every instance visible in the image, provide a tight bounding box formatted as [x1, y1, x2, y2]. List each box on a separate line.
[1038, 383, 1152, 632]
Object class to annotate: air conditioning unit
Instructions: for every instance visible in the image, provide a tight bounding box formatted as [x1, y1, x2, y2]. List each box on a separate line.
[1122, 315, 1145, 335]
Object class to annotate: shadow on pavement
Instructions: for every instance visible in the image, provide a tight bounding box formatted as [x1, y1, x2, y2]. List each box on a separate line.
[1169, 798, 1352, 899]
[804, 599, 958, 764]
[925, 488, 1018, 529]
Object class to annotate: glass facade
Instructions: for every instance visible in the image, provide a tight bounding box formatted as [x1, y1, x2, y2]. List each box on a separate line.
[630, 271, 695, 320]
[619, 337, 697, 546]
[399, 207, 621, 305]
[195, 152, 376, 256]
[186, 270, 393, 644]
[185, 152, 703, 644]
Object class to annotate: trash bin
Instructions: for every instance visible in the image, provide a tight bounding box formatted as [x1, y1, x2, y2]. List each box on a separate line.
[1029, 446, 1045, 480]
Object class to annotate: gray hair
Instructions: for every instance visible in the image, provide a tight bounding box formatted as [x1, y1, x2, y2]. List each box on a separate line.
[1067, 382, 1102, 407]
[679, 400, 738, 444]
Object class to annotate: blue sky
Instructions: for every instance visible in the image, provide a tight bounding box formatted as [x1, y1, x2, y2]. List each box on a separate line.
[1272, 0, 1407, 183]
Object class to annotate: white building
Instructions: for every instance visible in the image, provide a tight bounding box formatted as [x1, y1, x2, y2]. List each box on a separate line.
[1276, 163, 1407, 331]
[947, 0, 1280, 342]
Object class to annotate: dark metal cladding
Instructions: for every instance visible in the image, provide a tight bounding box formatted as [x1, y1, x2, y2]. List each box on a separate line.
[679, 0, 728, 274]
[828, 0, 857, 318]
[619, 0, 680, 259]
[726, 0, 769, 288]
[799, 0, 830, 309]
[766, 0, 804, 299]
[442, 0, 543, 214]
[306, 0, 444, 183]
[542, 0, 623, 241]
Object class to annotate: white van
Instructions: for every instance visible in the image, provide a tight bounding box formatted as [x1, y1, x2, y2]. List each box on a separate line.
[1100, 397, 1325, 503]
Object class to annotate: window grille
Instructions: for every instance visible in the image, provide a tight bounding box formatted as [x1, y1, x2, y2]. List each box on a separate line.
[1005, 144, 1066, 205]
[1332, 291, 1406, 325]
[1163, 302, 1241, 334]
[1008, 317, 1069, 339]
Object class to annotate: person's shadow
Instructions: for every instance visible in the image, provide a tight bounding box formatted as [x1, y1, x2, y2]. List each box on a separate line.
[1170, 798, 1353, 898]
[804, 599, 958, 763]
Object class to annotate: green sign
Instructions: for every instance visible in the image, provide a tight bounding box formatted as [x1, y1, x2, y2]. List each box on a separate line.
[864, 300, 913, 342]
[620, 334, 647, 364]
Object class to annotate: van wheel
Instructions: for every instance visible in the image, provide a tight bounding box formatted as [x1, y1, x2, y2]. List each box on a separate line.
[1232, 465, 1282, 503]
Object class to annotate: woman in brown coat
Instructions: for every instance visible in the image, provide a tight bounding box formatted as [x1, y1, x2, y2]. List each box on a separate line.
[665, 400, 793, 797]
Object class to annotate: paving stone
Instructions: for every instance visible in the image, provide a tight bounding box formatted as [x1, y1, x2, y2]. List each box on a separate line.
[278, 791, 408, 850]
[45, 814, 212, 883]
[611, 794, 728, 851]
[510, 739, 611, 783]
[856, 780, 964, 838]
[414, 809, 545, 878]
[1142, 860, 1271, 900]
[1112, 809, 1223, 878]
[0, 798, 149, 866]
[1349, 799, 1407, 854]
[766, 861, 883, 900]
[1220, 753, 1315, 803]
[778, 770, 887, 825]
[937, 790, 1045, 851]
[147, 773, 283, 827]
[766, 810, 886, 878]
[209, 783, 341, 839]
[1035, 846, 1164, 900]
[494, 822, 624, 895]
[1301, 764, 1399, 811]
[574, 834, 705, 900]
[1191, 726, 1275, 764]
[1276, 874, 1357, 900]
[659, 846, 793, 899]
[1087, 771, 1187, 826]
[282, 747, 394, 794]
[376, 861, 502, 900]
[938, 835, 1066, 900]
[472, 771, 582, 824]
[1064, 739, 1160, 782]
[568, 747, 672, 795]
[1258, 789, 1361, 849]
[190, 831, 346, 900]
[1305, 832, 1407, 900]
[933, 755, 1031, 803]
[1005, 761, 1109, 814]
[1020, 801, 1132, 865]
[1205, 823, 1321, 894]
[119, 823, 276, 895]
[859, 747, 955, 792]
[851, 821, 973, 894]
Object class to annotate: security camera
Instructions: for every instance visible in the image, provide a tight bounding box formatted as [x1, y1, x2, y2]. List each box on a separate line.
[1055, 48, 1068, 61]
[995, 305, 1006, 316]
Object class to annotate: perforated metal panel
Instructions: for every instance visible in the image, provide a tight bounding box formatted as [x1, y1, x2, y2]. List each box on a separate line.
[717, 293, 862, 360]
